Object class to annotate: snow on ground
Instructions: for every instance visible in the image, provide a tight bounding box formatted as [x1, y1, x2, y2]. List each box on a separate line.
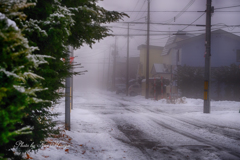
[28, 90, 240, 160]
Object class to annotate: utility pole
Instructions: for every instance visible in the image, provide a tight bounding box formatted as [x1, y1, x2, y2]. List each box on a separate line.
[103, 53, 105, 89]
[204, 0, 213, 113]
[145, 0, 150, 99]
[107, 48, 111, 89]
[98, 59, 100, 86]
[65, 46, 71, 131]
[71, 48, 73, 110]
[126, 23, 130, 96]
[122, 23, 134, 96]
[112, 37, 117, 90]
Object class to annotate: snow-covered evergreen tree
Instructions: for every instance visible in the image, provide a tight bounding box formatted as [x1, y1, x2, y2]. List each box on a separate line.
[0, 1, 51, 159]
[1, 0, 127, 159]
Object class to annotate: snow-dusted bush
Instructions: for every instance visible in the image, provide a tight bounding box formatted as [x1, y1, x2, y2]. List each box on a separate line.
[0, 4, 49, 159]
[1, 0, 127, 159]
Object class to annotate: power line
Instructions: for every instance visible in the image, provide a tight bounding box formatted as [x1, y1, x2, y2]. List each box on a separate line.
[113, 21, 240, 27]
[158, 0, 196, 24]
[119, 10, 240, 13]
[132, 0, 147, 21]
[131, 0, 141, 16]
[77, 48, 109, 58]
[122, 10, 202, 12]
[112, 31, 240, 37]
[180, 12, 205, 31]
[108, 25, 204, 33]
[131, 16, 146, 22]
[146, 0, 196, 39]
[113, 33, 191, 36]
[107, 25, 237, 36]
[215, 4, 240, 10]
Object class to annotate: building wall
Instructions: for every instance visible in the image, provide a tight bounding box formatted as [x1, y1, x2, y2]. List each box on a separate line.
[181, 37, 205, 67]
[179, 34, 240, 67]
[211, 34, 240, 67]
[139, 47, 163, 78]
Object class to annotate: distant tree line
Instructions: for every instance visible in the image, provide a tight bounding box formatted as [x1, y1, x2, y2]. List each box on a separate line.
[174, 64, 240, 101]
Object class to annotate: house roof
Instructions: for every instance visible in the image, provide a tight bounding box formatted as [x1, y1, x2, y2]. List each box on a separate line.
[161, 31, 195, 55]
[162, 29, 240, 53]
[173, 29, 240, 48]
[151, 63, 167, 75]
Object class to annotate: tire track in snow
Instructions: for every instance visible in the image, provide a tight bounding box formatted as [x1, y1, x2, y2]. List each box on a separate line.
[102, 93, 240, 158]
[172, 117, 240, 141]
[116, 123, 156, 160]
[121, 97, 240, 142]
[150, 117, 240, 159]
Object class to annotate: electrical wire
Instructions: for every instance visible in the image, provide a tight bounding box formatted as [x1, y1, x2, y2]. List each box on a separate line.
[121, 10, 240, 13]
[215, 4, 240, 10]
[122, 10, 201, 12]
[109, 24, 236, 35]
[77, 48, 109, 59]
[132, 0, 147, 22]
[180, 12, 205, 31]
[154, 0, 196, 24]
[130, 0, 141, 18]
[146, 0, 196, 38]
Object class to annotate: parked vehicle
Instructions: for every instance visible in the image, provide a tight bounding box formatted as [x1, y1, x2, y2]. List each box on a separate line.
[129, 79, 138, 85]
[116, 84, 126, 94]
[128, 83, 141, 96]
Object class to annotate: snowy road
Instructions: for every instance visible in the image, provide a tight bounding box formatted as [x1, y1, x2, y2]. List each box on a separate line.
[32, 90, 240, 160]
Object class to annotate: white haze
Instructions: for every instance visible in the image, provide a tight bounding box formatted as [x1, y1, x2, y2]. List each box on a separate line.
[73, 0, 240, 91]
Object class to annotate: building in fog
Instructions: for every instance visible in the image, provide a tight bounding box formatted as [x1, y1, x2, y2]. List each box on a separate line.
[115, 56, 140, 85]
[162, 29, 240, 100]
[138, 30, 240, 99]
[137, 45, 164, 78]
[165, 29, 240, 67]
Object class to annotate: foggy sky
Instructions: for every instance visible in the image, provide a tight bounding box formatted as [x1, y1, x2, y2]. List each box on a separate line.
[73, 0, 240, 91]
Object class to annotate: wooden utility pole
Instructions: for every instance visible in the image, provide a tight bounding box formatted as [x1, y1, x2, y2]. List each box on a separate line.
[107, 48, 111, 89]
[112, 37, 117, 90]
[126, 23, 130, 96]
[204, 0, 213, 113]
[122, 23, 134, 96]
[103, 53, 105, 89]
[145, 0, 150, 99]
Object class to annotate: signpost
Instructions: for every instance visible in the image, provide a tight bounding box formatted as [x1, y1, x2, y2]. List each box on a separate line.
[65, 46, 74, 131]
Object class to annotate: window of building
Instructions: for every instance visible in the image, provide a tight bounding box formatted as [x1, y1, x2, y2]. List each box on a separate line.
[237, 50, 240, 62]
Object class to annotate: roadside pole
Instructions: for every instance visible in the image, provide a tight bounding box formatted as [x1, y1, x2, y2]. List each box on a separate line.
[145, 0, 150, 99]
[170, 65, 173, 103]
[204, 0, 213, 113]
[126, 23, 130, 96]
[65, 46, 71, 131]
[121, 23, 134, 96]
[154, 76, 156, 100]
[161, 76, 163, 99]
[70, 47, 73, 110]
[112, 37, 117, 91]
[107, 48, 111, 89]
[103, 52, 105, 89]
